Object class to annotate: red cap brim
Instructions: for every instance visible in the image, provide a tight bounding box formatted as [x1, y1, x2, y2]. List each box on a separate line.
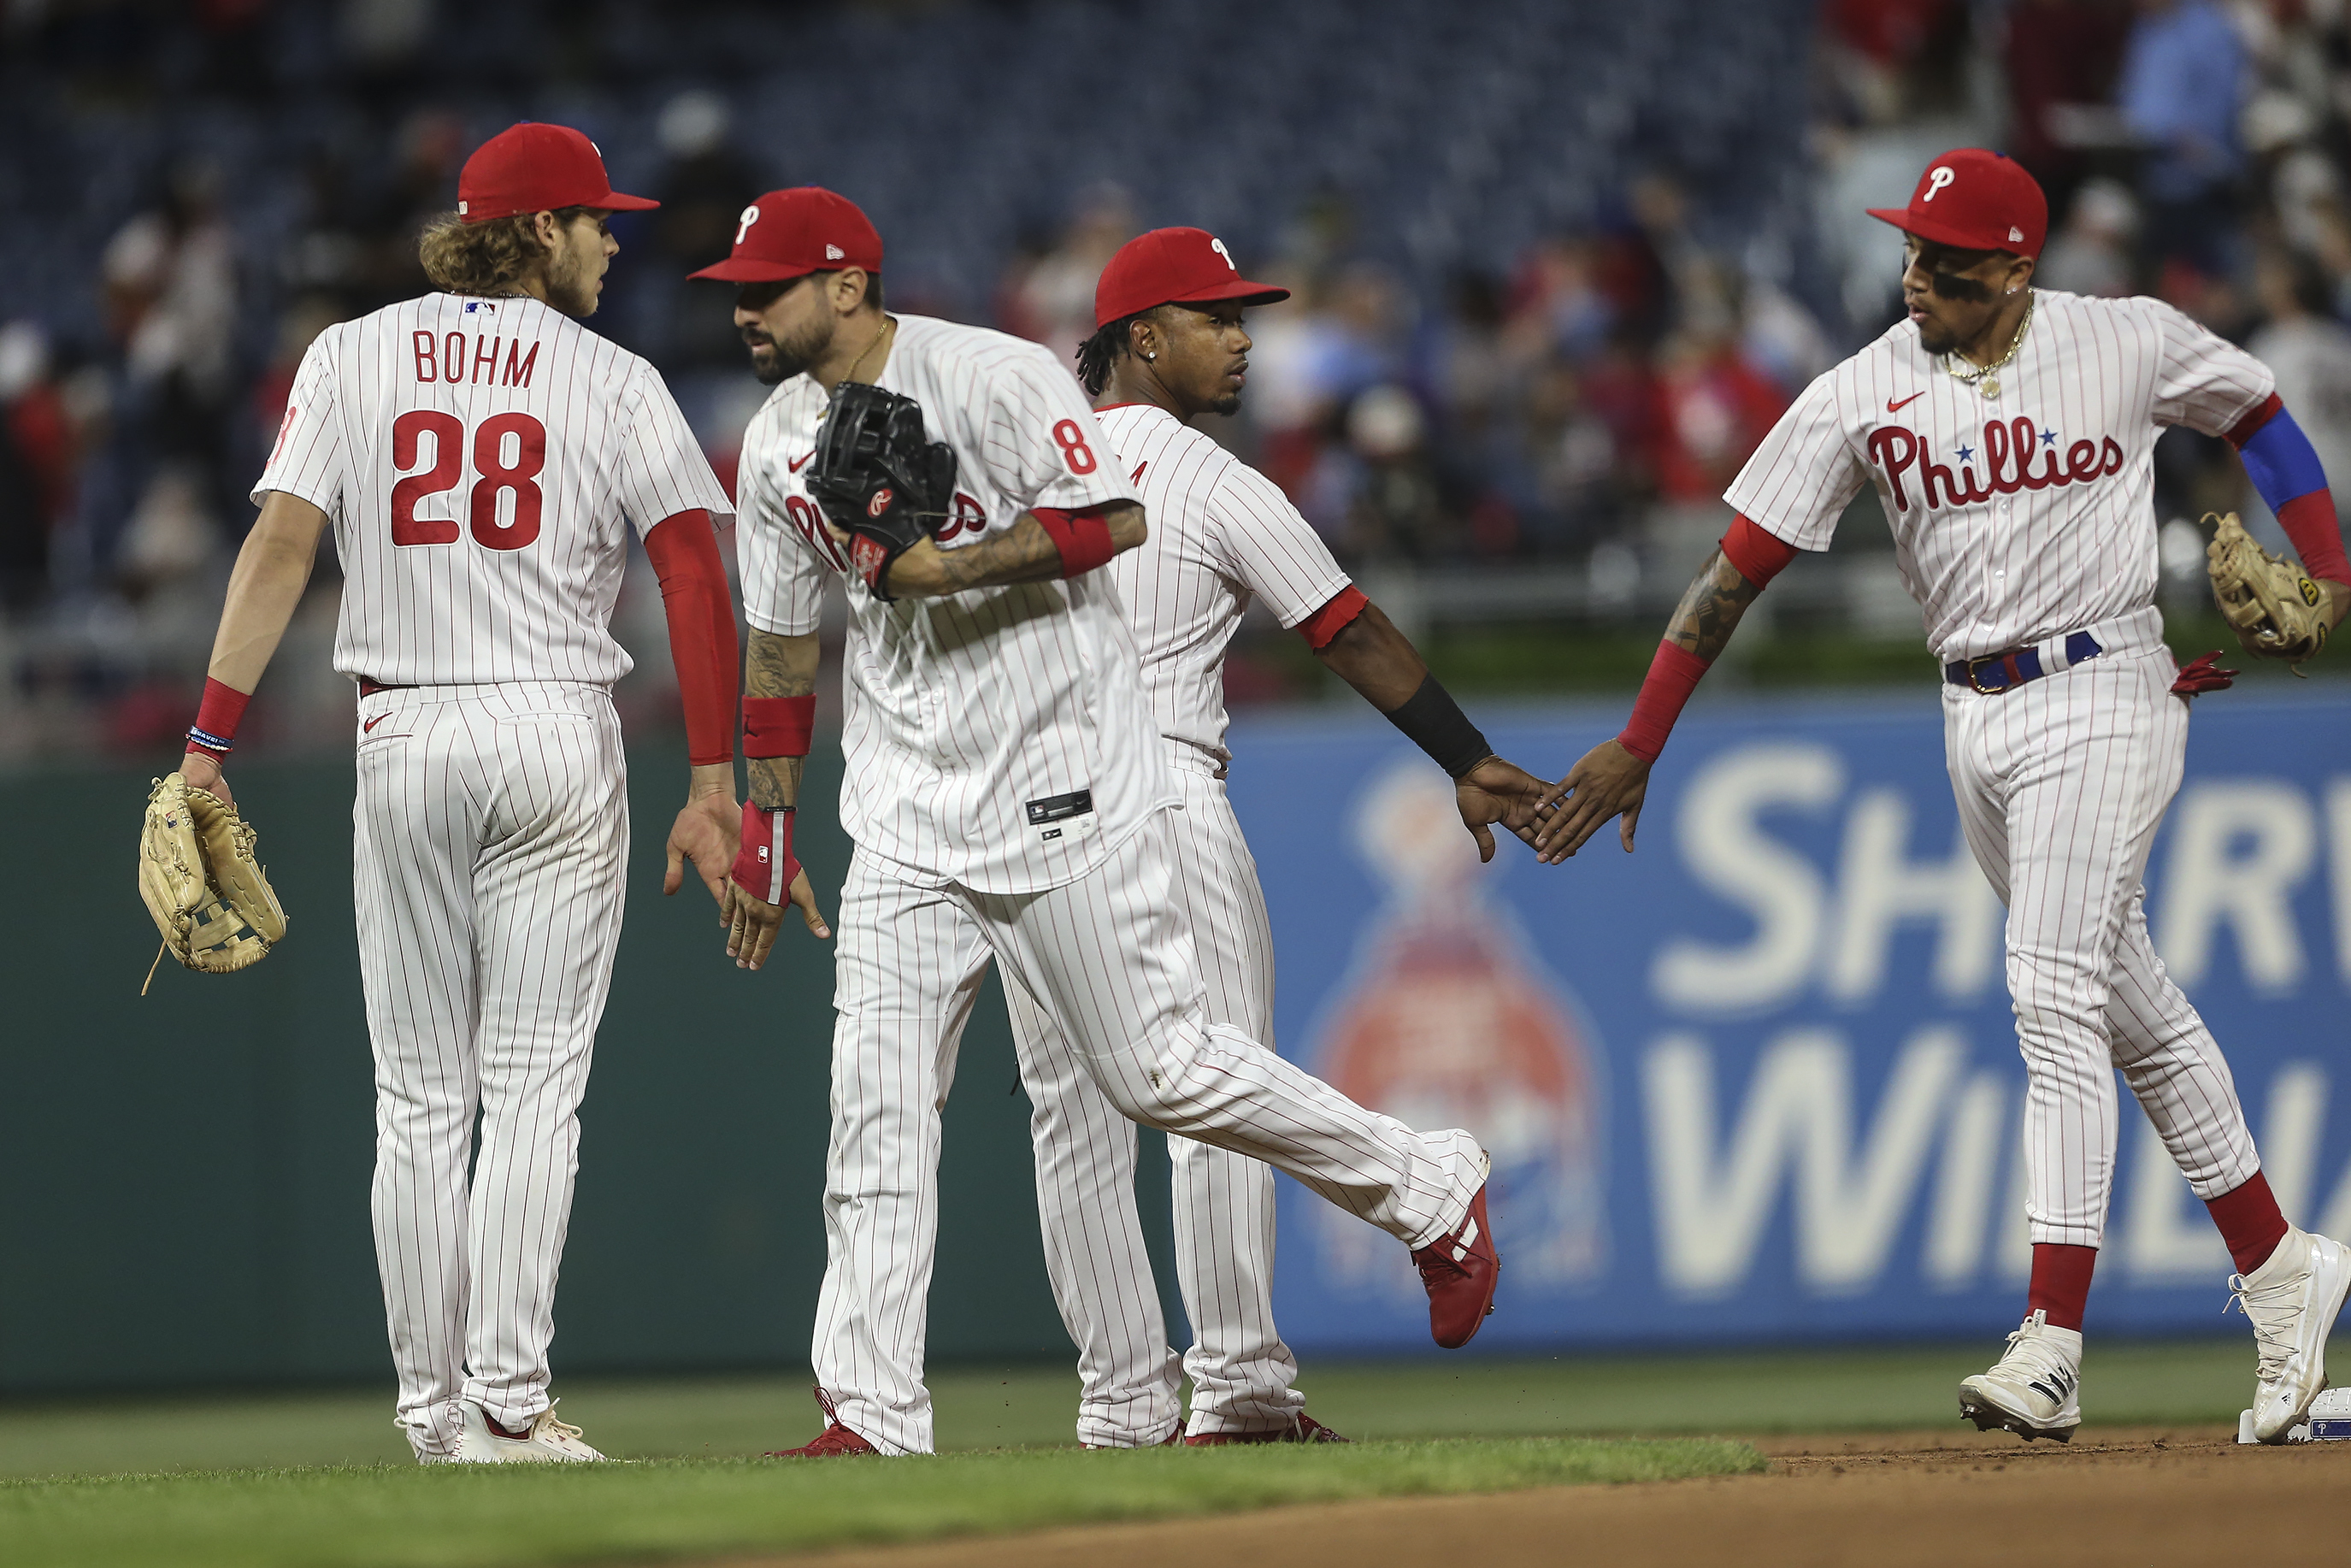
[599, 192, 660, 212]
[1866, 206, 2016, 253]
[686, 256, 822, 283]
[1170, 278, 1291, 309]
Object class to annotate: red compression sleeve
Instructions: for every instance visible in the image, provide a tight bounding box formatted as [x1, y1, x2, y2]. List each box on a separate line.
[743, 695, 815, 759]
[2277, 491, 2351, 589]
[643, 510, 739, 767]
[1720, 513, 1800, 587]
[2224, 392, 2284, 447]
[1032, 503, 1119, 576]
[1617, 641, 1709, 763]
[1295, 585, 1370, 650]
[186, 677, 251, 757]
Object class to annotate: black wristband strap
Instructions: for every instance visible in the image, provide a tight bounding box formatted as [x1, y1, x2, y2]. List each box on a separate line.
[1381, 673, 1492, 780]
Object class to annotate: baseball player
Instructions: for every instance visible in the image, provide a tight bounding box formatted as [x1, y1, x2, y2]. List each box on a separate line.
[697, 188, 1501, 1458]
[177, 123, 744, 1463]
[994, 227, 1557, 1447]
[1537, 150, 2351, 1445]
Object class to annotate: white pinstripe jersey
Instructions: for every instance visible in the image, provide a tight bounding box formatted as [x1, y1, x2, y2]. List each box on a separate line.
[256, 292, 731, 686]
[736, 314, 1170, 895]
[1723, 289, 2275, 661]
[1093, 404, 1353, 764]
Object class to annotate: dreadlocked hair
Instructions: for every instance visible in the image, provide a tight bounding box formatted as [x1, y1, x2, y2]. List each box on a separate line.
[417, 206, 593, 296]
[1076, 310, 1148, 398]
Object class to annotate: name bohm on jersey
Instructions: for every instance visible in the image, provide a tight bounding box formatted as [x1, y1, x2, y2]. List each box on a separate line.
[409, 328, 541, 390]
[1868, 416, 2124, 514]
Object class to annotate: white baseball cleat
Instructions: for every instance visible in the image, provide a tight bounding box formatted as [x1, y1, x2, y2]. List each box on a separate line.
[1958, 1310, 2082, 1442]
[2231, 1225, 2351, 1444]
[450, 1399, 608, 1463]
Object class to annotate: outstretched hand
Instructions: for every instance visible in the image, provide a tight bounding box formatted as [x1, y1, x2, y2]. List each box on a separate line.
[663, 792, 739, 910]
[1454, 755, 1557, 863]
[722, 867, 829, 970]
[1530, 739, 1653, 864]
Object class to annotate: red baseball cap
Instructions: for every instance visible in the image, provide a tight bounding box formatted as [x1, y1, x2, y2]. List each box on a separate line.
[1866, 149, 2047, 257]
[457, 123, 658, 225]
[1094, 228, 1289, 328]
[688, 187, 884, 283]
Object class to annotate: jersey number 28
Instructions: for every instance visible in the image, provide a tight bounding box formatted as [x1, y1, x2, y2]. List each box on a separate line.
[391, 410, 547, 550]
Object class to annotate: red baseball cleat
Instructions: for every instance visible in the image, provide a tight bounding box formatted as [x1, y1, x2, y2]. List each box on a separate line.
[764, 1386, 880, 1458]
[1412, 1182, 1499, 1349]
[1183, 1413, 1349, 1446]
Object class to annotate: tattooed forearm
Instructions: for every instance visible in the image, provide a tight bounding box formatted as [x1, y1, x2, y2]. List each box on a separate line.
[898, 503, 1147, 597]
[1665, 549, 1761, 663]
[743, 627, 820, 811]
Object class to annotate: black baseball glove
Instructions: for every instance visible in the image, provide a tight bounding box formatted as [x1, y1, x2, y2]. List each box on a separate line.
[807, 381, 958, 601]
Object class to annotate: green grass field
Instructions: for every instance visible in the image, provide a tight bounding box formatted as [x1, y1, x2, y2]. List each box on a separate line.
[0, 1342, 2258, 1566]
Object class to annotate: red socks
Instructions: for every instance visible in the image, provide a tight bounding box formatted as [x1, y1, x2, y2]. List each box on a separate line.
[2207, 1171, 2291, 1277]
[2023, 1173, 2289, 1330]
[2027, 1243, 2097, 1331]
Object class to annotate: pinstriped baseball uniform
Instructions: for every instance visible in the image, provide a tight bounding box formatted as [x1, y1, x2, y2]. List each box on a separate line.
[1005, 402, 1355, 1441]
[1724, 287, 2270, 1253]
[257, 292, 731, 1459]
[736, 315, 1486, 1455]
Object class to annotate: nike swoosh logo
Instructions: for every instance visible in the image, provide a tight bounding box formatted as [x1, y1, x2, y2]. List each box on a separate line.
[1887, 391, 1926, 413]
[363, 714, 388, 734]
[789, 451, 814, 473]
[1130, 461, 1147, 484]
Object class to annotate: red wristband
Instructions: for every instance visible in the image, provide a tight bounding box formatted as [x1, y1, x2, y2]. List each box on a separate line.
[744, 695, 816, 760]
[1033, 505, 1117, 576]
[1720, 514, 1799, 587]
[1295, 584, 1370, 650]
[1617, 640, 1709, 763]
[186, 677, 251, 757]
[731, 801, 800, 905]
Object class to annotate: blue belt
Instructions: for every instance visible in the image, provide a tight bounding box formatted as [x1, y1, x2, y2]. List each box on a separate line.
[1943, 631, 2104, 694]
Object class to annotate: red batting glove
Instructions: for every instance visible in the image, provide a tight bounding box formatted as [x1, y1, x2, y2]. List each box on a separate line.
[731, 801, 800, 904]
[2171, 650, 2239, 697]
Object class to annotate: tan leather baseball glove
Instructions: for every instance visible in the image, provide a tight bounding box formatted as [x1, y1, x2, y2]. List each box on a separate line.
[138, 772, 288, 981]
[2207, 510, 2330, 671]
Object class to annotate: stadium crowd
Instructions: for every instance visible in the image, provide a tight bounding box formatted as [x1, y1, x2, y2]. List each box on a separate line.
[3, 0, 2348, 760]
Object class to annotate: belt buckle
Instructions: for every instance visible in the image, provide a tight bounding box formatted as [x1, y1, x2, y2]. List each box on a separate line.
[1965, 654, 2009, 695]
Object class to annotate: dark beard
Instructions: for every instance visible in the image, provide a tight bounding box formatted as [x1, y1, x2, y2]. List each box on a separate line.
[748, 320, 830, 386]
[1209, 389, 1243, 417]
[1915, 318, 1956, 356]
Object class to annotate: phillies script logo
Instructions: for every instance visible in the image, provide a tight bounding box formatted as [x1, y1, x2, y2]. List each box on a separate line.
[851, 533, 888, 587]
[867, 487, 893, 517]
[1869, 416, 2122, 514]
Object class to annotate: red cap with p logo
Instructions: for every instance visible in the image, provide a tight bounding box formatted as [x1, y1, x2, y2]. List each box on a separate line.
[688, 187, 884, 283]
[1866, 149, 2047, 257]
[1093, 228, 1290, 328]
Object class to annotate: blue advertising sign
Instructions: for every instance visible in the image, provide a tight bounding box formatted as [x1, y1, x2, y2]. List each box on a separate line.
[1228, 691, 2351, 1350]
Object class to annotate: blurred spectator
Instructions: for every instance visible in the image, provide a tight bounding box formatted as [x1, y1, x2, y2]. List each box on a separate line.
[2248, 247, 2351, 529]
[0, 323, 70, 609]
[2116, 0, 2248, 272]
[1005, 184, 1137, 365]
[2000, 0, 2134, 213]
[2038, 179, 2142, 297]
[646, 90, 765, 368]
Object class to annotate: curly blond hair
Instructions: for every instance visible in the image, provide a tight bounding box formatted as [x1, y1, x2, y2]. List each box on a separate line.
[416, 207, 589, 296]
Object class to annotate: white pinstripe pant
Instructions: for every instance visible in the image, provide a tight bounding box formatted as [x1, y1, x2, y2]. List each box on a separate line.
[1007, 760, 1303, 1443]
[1945, 634, 2260, 1252]
[816, 807, 1482, 1454]
[352, 681, 628, 1459]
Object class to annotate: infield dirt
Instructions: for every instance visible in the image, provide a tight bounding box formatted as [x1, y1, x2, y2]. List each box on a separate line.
[738, 1427, 2348, 1568]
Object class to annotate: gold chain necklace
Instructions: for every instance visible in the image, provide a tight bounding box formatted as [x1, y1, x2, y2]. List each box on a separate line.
[1942, 291, 2034, 401]
[840, 315, 893, 389]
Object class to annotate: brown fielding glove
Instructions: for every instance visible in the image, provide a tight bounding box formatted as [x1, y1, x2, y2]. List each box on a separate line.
[138, 772, 288, 980]
[2207, 510, 2330, 672]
